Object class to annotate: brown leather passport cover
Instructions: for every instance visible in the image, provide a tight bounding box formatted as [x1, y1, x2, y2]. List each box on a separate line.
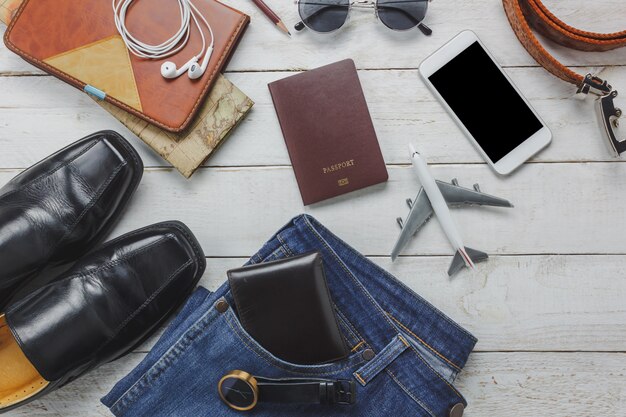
[3, 0, 249, 133]
[227, 252, 349, 365]
[268, 59, 388, 205]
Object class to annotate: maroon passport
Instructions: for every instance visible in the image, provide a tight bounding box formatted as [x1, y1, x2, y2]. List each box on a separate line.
[268, 59, 388, 205]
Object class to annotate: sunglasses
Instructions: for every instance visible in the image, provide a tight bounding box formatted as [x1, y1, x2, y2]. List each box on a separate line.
[294, 0, 432, 34]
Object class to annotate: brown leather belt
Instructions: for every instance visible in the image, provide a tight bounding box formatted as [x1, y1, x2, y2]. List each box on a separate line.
[503, 0, 625, 154]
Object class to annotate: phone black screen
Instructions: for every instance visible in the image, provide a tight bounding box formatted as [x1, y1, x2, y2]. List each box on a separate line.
[428, 41, 543, 163]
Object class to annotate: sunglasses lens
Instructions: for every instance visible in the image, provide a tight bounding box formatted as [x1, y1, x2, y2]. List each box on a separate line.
[299, 0, 350, 33]
[377, 0, 428, 31]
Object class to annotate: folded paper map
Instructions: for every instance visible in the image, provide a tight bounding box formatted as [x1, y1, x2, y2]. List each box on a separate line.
[0, 0, 18, 23]
[98, 81, 253, 178]
[1, 0, 253, 178]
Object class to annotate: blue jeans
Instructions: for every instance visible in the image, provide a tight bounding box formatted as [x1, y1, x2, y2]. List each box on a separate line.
[102, 215, 477, 417]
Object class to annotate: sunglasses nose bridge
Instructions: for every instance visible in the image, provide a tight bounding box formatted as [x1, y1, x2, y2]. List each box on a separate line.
[350, 0, 376, 9]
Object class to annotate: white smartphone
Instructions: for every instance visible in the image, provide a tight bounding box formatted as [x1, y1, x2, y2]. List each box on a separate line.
[419, 30, 552, 175]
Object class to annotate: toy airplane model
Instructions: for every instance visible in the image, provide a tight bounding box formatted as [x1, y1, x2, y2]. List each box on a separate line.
[391, 145, 514, 276]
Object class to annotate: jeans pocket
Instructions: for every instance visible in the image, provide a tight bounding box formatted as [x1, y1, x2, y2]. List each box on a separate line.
[263, 246, 289, 262]
[249, 245, 289, 265]
[220, 303, 365, 377]
[392, 345, 468, 416]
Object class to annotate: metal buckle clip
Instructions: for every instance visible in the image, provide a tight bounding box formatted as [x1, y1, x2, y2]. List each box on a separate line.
[577, 74, 624, 156]
[597, 90, 625, 156]
[577, 74, 612, 96]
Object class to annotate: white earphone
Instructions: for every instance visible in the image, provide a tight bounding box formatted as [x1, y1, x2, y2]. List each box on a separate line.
[160, 57, 197, 79]
[187, 47, 213, 79]
[113, 0, 214, 80]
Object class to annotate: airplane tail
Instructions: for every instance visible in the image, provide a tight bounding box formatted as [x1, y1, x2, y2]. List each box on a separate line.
[448, 247, 488, 276]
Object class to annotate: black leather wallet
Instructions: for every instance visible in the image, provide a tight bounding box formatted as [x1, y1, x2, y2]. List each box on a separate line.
[227, 252, 349, 365]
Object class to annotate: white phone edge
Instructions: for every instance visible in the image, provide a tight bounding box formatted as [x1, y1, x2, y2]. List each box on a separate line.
[419, 30, 552, 176]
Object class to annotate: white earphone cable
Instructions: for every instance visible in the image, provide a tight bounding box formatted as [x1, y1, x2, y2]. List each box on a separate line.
[112, 0, 213, 62]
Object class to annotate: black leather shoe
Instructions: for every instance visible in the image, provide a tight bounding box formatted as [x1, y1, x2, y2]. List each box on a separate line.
[0, 221, 206, 413]
[0, 130, 143, 308]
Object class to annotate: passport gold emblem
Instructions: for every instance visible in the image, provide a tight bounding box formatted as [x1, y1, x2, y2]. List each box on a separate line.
[338, 178, 349, 186]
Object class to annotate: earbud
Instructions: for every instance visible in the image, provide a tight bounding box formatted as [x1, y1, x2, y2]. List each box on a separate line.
[114, 0, 215, 81]
[160, 57, 198, 79]
[187, 46, 213, 80]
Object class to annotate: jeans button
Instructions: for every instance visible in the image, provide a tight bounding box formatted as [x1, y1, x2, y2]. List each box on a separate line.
[449, 403, 465, 417]
[361, 349, 375, 361]
[216, 300, 229, 313]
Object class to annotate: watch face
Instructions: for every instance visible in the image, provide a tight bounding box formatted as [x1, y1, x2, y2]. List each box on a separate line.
[218, 372, 258, 411]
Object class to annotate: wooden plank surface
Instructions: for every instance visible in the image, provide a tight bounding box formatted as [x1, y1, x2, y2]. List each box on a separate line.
[0, 66, 625, 168]
[133, 255, 626, 353]
[1, 0, 625, 415]
[0, 164, 620, 256]
[4, 352, 624, 417]
[1, 0, 625, 74]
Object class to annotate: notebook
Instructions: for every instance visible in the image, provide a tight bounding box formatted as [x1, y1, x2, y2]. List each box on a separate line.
[1, 0, 253, 178]
[3, 0, 249, 133]
[268, 59, 388, 205]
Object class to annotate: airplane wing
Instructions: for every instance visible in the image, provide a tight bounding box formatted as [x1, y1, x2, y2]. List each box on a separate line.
[391, 179, 513, 262]
[436, 180, 513, 208]
[391, 187, 433, 261]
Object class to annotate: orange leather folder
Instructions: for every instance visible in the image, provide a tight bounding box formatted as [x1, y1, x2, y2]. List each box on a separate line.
[3, 0, 249, 133]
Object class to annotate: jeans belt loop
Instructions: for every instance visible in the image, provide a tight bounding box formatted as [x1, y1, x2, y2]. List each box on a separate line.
[353, 334, 410, 386]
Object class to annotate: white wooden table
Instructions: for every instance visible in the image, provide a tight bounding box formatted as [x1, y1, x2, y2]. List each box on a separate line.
[1, 0, 625, 415]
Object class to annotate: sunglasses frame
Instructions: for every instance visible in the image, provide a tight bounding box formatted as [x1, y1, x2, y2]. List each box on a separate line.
[295, 0, 433, 34]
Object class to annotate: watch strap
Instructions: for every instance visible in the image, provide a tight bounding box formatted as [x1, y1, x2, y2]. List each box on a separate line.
[257, 378, 355, 405]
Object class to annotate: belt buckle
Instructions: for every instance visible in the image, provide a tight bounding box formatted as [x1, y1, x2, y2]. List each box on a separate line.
[597, 90, 625, 156]
[578, 74, 624, 156]
[577, 74, 612, 96]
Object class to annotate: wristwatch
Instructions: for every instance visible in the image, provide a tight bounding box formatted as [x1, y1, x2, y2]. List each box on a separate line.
[218, 370, 356, 411]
